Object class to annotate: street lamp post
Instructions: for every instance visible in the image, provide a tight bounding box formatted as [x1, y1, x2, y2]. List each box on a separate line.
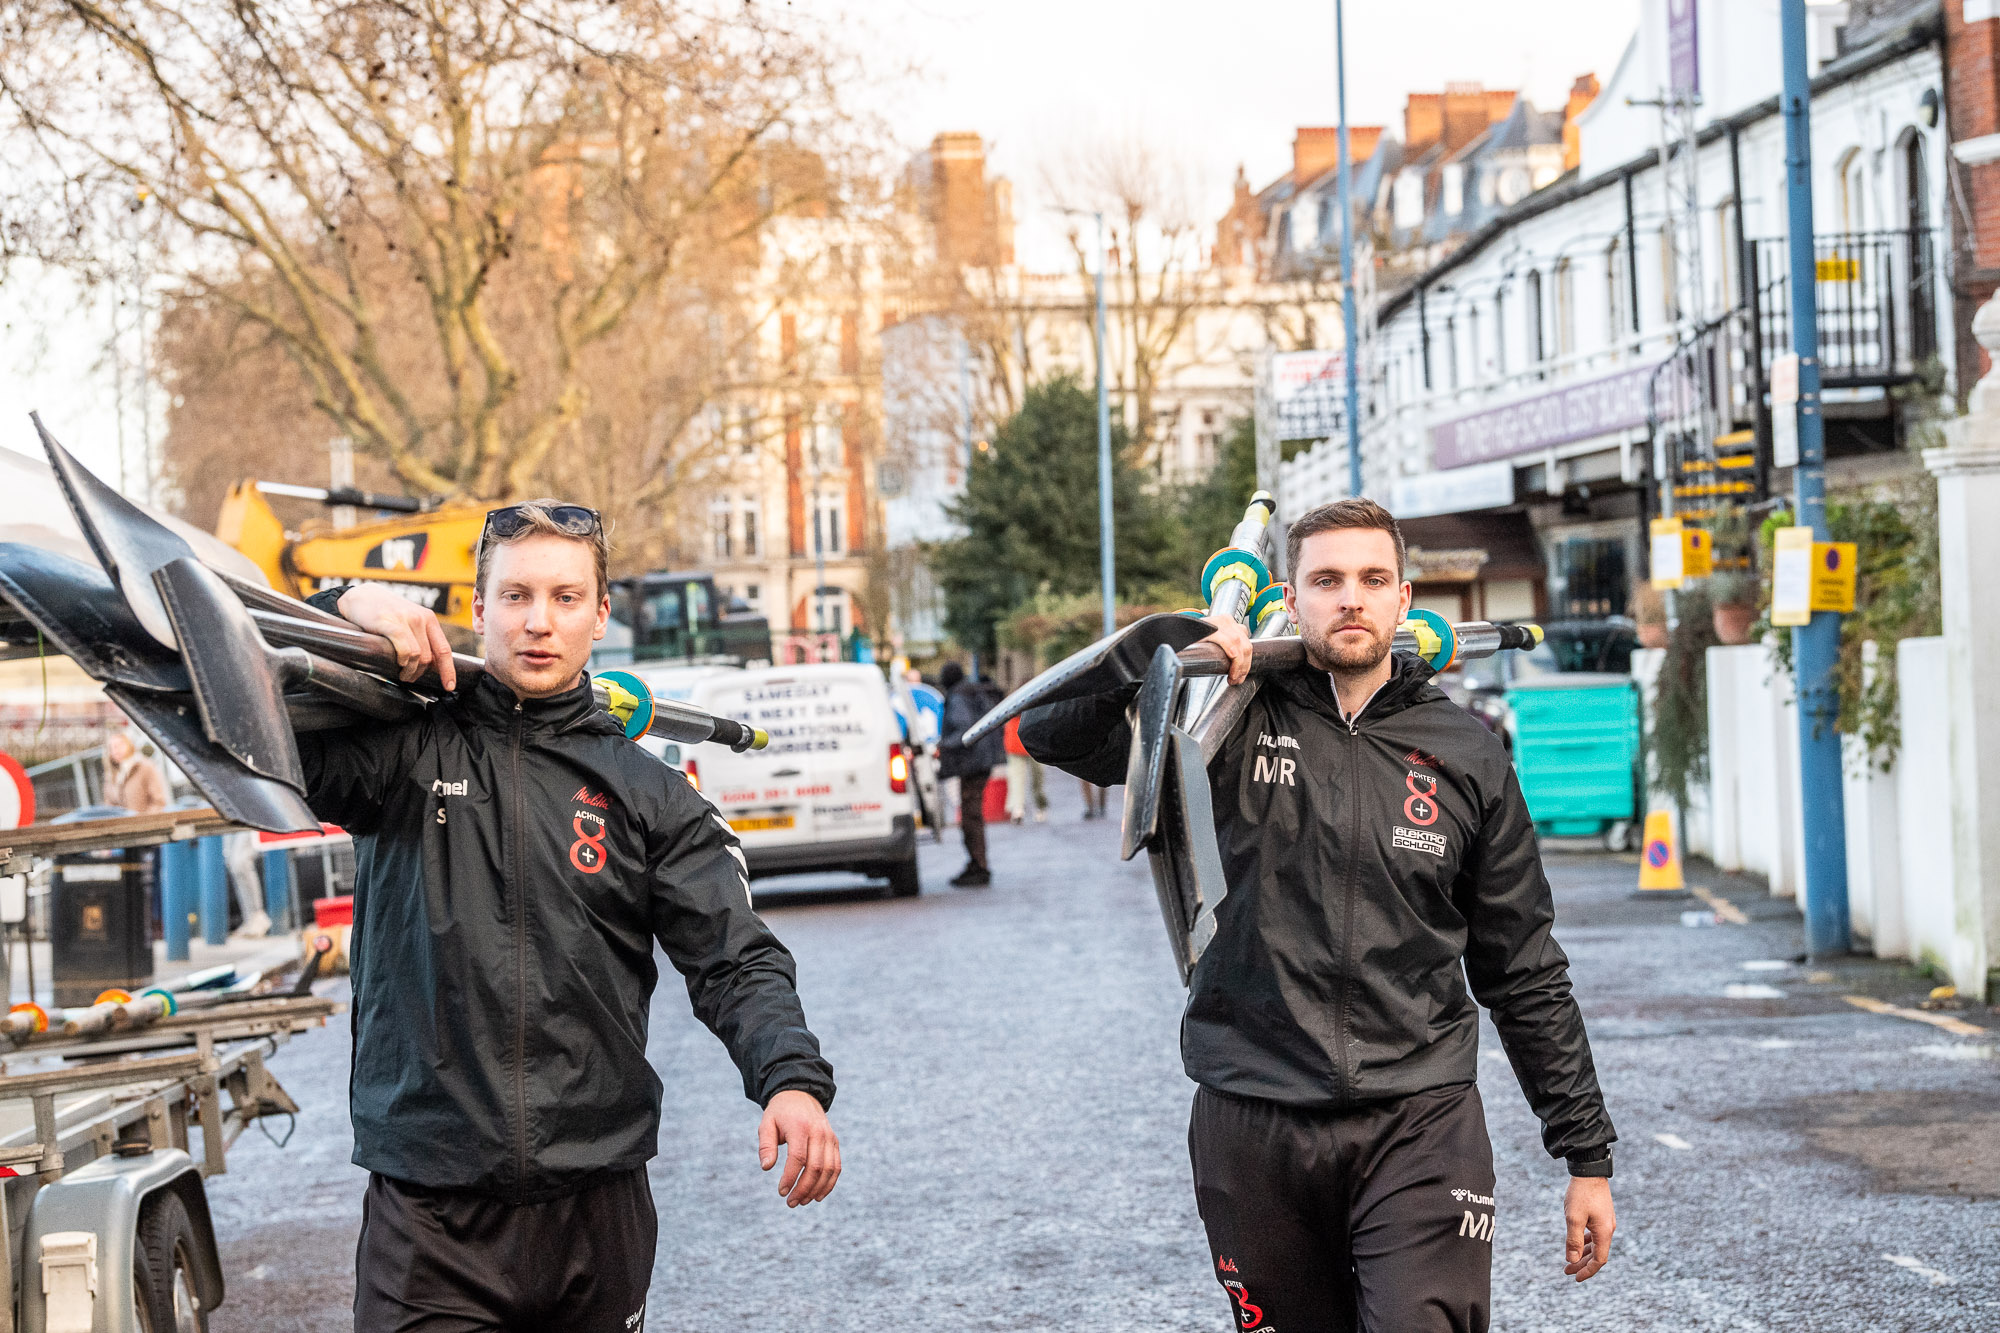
[1335, 0, 1363, 498]
[1094, 212, 1116, 637]
[1780, 0, 1850, 955]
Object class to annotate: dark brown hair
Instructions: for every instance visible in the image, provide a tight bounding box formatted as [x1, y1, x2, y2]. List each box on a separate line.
[474, 499, 610, 600]
[1285, 498, 1406, 580]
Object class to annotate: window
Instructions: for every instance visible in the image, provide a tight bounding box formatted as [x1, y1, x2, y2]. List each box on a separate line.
[709, 498, 732, 559]
[1837, 147, 1868, 234]
[1554, 259, 1576, 356]
[1442, 165, 1464, 216]
[1493, 288, 1507, 377]
[1394, 171, 1424, 230]
[1660, 223, 1680, 324]
[1468, 305, 1484, 382]
[814, 496, 843, 556]
[744, 583, 761, 607]
[1606, 238, 1629, 341]
[741, 498, 760, 557]
[1526, 271, 1545, 364]
[738, 407, 758, 458]
[685, 579, 712, 627]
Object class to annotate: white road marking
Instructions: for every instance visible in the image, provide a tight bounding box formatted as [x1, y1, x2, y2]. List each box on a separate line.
[1741, 960, 1790, 972]
[1883, 1254, 1955, 1286]
[1753, 1038, 1797, 1049]
[1724, 983, 1786, 999]
[1653, 1132, 1693, 1151]
[1911, 1042, 1993, 1061]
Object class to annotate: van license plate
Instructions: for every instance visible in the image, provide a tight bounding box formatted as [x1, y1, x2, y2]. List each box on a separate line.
[729, 813, 795, 833]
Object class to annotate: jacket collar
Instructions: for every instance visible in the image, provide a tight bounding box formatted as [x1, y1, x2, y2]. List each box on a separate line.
[459, 669, 621, 736]
[1270, 650, 1443, 728]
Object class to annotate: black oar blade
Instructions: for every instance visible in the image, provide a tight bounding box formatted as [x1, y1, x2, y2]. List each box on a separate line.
[0, 543, 189, 693]
[965, 612, 1215, 746]
[153, 556, 305, 789]
[1120, 644, 1181, 862]
[33, 413, 192, 649]
[106, 686, 319, 833]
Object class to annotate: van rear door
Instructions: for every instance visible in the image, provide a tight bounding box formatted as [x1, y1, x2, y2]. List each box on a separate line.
[690, 667, 896, 852]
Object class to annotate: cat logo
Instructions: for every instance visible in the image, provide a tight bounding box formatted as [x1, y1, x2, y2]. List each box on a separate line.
[1253, 754, 1296, 786]
[364, 533, 429, 572]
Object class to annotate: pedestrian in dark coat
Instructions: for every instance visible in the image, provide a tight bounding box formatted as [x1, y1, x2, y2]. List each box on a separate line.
[937, 661, 1005, 886]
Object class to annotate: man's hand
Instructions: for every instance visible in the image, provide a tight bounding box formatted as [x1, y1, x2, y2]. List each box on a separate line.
[1198, 616, 1255, 685]
[758, 1089, 840, 1207]
[1563, 1177, 1615, 1282]
[335, 586, 457, 691]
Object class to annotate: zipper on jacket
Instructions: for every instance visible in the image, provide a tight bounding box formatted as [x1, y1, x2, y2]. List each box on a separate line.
[1332, 717, 1358, 1102]
[511, 700, 528, 1194]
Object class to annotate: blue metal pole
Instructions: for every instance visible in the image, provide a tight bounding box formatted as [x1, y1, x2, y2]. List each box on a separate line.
[1336, 0, 1363, 497]
[261, 848, 292, 931]
[196, 836, 227, 947]
[1780, 0, 1850, 955]
[161, 839, 193, 963]
[1095, 211, 1117, 637]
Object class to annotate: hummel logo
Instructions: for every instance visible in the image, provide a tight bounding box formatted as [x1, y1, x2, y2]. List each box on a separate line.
[573, 786, 610, 809]
[431, 778, 468, 796]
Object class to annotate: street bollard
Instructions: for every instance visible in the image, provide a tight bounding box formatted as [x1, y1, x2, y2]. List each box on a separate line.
[196, 836, 228, 946]
[161, 840, 195, 963]
[261, 848, 292, 932]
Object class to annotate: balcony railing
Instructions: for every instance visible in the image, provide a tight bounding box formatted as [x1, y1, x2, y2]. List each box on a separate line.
[1751, 229, 1940, 386]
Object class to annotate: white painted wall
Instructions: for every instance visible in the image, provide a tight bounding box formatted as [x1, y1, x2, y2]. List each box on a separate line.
[1894, 636, 1957, 975]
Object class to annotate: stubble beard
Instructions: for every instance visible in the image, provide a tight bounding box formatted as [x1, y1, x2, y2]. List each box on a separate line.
[1299, 615, 1394, 675]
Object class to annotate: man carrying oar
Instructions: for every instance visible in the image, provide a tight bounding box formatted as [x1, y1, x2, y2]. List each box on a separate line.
[1023, 498, 1616, 1333]
[301, 501, 840, 1332]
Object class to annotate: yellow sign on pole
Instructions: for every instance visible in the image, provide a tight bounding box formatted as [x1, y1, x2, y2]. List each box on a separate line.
[1810, 541, 1858, 613]
[1815, 257, 1860, 283]
[1683, 526, 1713, 580]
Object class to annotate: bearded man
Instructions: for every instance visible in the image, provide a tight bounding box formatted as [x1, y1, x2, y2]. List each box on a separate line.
[1020, 498, 1617, 1333]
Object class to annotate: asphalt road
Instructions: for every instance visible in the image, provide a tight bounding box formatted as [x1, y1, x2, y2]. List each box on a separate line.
[205, 779, 2000, 1331]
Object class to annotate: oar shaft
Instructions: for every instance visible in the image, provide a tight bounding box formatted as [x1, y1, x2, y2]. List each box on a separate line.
[1177, 621, 1541, 679]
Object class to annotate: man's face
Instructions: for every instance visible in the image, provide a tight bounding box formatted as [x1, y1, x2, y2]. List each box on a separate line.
[472, 534, 608, 698]
[1284, 528, 1412, 674]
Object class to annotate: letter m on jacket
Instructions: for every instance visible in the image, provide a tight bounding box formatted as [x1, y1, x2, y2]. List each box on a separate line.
[1253, 754, 1296, 786]
[1460, 1210, 1493, 1242]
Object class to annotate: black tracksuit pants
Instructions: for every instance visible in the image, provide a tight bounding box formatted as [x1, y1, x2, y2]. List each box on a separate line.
[1190, 1082, 1496, 1333]
[354, 1168, 657, 1332]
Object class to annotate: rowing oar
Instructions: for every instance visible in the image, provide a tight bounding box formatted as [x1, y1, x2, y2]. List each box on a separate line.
[1177, 615, 1545, 680]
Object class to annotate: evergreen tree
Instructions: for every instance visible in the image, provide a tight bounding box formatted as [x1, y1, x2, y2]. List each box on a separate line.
[932, 375, 1180, 655]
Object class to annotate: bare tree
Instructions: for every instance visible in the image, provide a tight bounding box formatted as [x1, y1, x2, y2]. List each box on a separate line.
[0, 0, 871, 502]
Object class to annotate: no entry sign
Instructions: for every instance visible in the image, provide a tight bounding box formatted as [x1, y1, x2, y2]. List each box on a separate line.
[0, 751, 35, 830]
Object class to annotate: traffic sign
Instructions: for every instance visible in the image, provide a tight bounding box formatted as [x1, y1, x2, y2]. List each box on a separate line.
[0, 751, 34, 830]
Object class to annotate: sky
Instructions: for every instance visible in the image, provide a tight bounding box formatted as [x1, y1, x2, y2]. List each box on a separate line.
[853, 0, 1645, 268]
[0, 0, 1646, 499]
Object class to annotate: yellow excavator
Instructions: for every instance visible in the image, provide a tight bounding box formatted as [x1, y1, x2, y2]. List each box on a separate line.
[215, 480, 772, 662]
[216, 480, 485, 628]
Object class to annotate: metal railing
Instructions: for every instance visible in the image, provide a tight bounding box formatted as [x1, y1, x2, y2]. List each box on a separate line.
[1751, 228, 1940, 385]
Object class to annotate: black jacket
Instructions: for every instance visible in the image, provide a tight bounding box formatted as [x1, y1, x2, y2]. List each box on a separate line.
[938, 679, 1006, 780]
[297, 669, 836, 1200]
[1021, 653, 1615, 1171]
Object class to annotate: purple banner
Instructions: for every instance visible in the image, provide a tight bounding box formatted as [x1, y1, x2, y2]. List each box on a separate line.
[1668, 0, 1699, 95]
[1430, 364, 1662, 470]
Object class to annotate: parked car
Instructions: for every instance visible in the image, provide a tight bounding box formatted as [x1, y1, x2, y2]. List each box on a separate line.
[1438, 617, 1641, 748]
[683, 664, 920, 897]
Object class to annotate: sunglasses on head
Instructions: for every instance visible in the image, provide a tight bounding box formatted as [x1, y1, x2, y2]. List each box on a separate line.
[482, 504, 602, 541]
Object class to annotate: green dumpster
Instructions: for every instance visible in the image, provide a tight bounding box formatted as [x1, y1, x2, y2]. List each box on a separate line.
[1505, 673, 1641, 849]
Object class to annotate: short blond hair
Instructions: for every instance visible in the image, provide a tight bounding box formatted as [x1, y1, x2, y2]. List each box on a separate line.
[474, 499, 610, 599]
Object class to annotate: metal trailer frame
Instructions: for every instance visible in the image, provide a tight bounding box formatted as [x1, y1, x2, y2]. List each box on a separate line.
[0, 811, 333, 1333]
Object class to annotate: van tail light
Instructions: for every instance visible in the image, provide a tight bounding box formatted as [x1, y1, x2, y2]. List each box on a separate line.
[888, 743, 910, 794]
[683, 758, 701, 792]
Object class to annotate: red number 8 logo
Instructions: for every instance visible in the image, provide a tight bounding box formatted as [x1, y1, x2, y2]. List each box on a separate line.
[1404, 772, 1439, 827]
[569, 816, 607, 874]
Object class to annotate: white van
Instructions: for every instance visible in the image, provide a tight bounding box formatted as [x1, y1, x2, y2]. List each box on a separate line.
[684, 664, 920, 896]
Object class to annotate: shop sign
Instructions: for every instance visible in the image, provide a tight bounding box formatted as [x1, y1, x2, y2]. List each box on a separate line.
[1432, 363, 1667, 470]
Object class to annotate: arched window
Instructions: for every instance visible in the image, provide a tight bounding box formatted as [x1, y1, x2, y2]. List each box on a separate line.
[1606, 238, 1630, 342]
